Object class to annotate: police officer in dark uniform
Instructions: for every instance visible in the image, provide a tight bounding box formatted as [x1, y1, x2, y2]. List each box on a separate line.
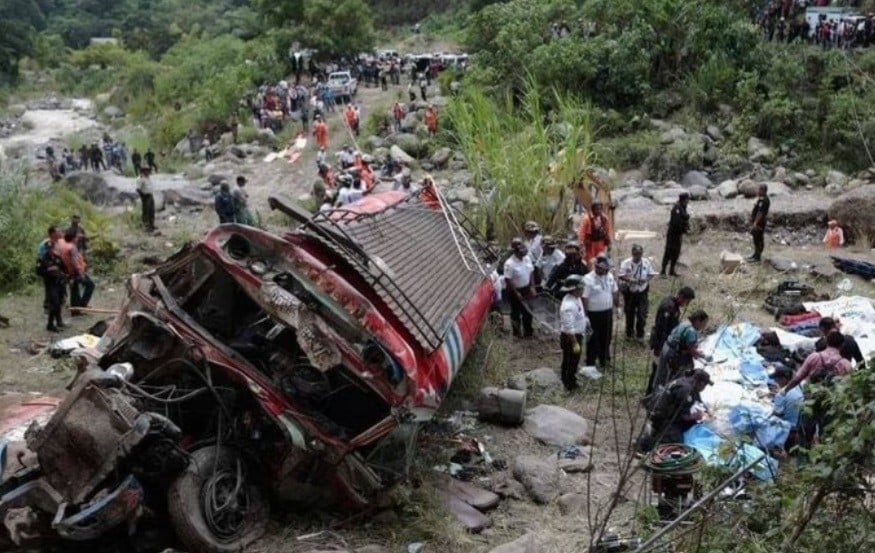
[646, 369, 713, 446]
[545, 242, 588, 298]
[646, 286, 696, 394]
[660, 192, 690, 277]
[748, 183, 770, 262]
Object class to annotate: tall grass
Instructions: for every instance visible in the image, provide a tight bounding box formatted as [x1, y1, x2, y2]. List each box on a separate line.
[444, 80, 597, 243]
[0, 170, 117, 292]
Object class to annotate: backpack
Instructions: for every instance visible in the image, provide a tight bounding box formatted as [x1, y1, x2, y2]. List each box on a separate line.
[35, 254, 48, 277]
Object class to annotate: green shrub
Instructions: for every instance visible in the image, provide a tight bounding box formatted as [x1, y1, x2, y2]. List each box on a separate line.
[0, 171, 117, 292]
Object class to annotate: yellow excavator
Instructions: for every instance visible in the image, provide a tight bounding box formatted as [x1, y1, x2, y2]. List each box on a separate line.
[570, 168, 615, 232]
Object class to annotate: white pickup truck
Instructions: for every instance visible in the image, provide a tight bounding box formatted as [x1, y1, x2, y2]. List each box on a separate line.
[327, 71, 357, 104]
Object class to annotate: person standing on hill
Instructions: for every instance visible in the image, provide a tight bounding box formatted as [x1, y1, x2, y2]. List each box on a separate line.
[582, 254, 619, 366]
[660, 192, 690, 277]
[37, 228, 68, 332]
[136, 166, 156, 232]
[344, 104, 360, 136]
[144, 148, 158, 172]
[578, 200, 612, 269]
[747, 184, 770, 262]
[503, 242, 536, 339]
[313, 115, 329, 150]
[424, 104, 438, 136]
[619, 244, 656, 342]
[58, 227, 94, 311]
[559, 275, 589, 391]
[131, 149, 142, 175]
[214, 182, 236, 224]
[232, 176, 255, 226]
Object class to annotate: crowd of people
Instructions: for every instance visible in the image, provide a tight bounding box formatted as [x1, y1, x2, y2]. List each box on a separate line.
[758, 1, 875, 48]
[35, 216, 95, 332]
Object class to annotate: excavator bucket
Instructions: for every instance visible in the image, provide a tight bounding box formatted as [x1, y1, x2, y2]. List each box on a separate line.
[572, 169, 614, 231]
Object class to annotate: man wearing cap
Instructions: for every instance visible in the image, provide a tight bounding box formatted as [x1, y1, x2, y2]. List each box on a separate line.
[545, 242, 587, 298]
[523, 221, 543, 266]
[619, 244, 656, 342]
[660, 192, 690, 277]
[559, 275, 589, 391]
[582, 253, 619, 366]
[645, 369, 713, 446]
[747, 183, 770, 262]
[503, 242, 536, 338]
[647, 287, 696, 393]
[536, 236, 565, 288]
[578, 200, 612, 269]
[651, 309, 709, 392]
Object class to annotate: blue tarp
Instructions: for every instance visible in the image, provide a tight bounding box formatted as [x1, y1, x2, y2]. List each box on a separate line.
[684, 424, 779, 481]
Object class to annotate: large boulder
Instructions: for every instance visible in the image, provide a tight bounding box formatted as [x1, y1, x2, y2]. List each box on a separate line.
[102, 105, 123, 118]
[681, 170, 712, 188]
[255, 128, 277, 145]
[488, 533, 538, 553]
[400, 112, 420, 132]
[512, 455, 560, 504]
[829, 184, 875, 242]
[389, 144, 416, 165]
[523, 405, 591, 446]
[747, 137, 776, 164]
[430, 147, 453, 168]
[687, 184, 709, 201]
[622, 196, 656, 210]
[650, 187, 689, 206]
[737, 179, 760, 198]
[660, 127, 687, 144]
[705, 125, 723, 141]
[65, 172, 118, 204]
[388, 133, 426, 158]
[508, 368, 562, 391]
[717, 179, 739, 199]
[826, 169, 848, 190]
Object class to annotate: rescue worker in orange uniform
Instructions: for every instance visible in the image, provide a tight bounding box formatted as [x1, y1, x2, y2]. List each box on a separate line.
[578, 200, 613, 269]
[424, 104, 438, 136]
[313, 115, 329, 149]
[823, 219, 844, 249]
[355, 153, 375, 191]
[344, 104, 359, 136]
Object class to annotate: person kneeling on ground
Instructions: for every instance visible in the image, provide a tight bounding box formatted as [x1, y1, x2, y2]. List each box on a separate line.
[650, 309, 710, 392]
[640, 369, 713, 450]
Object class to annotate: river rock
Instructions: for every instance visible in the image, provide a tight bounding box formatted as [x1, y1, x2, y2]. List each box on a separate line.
[389, 133, 425, 158]
[447, 186, 478, 204]
[737, 179, 760, 198]
[509, 368, 562, 391]
[557, 493, 588, 516]
[705, 125, 723, 141]
[390, 144, 415, 165]
[102, 105, 123, 118]
[451, 170, 473, 188]
[687, 184, 709, 201]
[366, 135, 385, 150]
[651, 187, 688, 205]
[764, 181, 790, 196]
[717, 179, 739, 198]
[829, 184, 875, 241]
[622, 196, 656, 209]
[826, 169, 848, 190]
[228, 145, 246, 159]
[488, 533, 538, 553]
[7, 104, 27, 118]
[400, 112, 420, 132]
[681, 170, 712, 188]
[769, 256, 798, 273]
[255, 128, 276, 145]
[747, 137, 776, 163]
[512, 455, 560, 504]
[660, 127, 687, 145]
[431, 147, 453, 168]
[65, 172, 117, 204]
[790, 172, 810, 186]
[523, 405, 591, 446]
[207, 174, 229, 186]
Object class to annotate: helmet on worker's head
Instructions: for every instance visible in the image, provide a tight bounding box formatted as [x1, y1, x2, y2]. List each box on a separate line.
[631, 244, 644, 255]
[524, 220, 540, 233]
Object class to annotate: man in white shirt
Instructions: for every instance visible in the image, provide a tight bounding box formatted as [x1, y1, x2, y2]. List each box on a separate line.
[537, 235, 565, 288]
[503, 242, 535, 338]
[583, 253, 619, 366]
[559, 275, 589, 391]
[618, 244, 656, 342]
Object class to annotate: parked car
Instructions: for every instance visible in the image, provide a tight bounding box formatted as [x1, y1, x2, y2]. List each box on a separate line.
[0, 190, 496, 552]
[327, 71, 358, 104]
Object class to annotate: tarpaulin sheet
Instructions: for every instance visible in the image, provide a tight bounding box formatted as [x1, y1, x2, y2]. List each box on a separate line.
[802, 296, 875, 360]
[683, 424, 778, 481]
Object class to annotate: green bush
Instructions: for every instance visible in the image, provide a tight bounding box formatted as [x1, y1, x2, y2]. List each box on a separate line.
[0, 171, 117, 292]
